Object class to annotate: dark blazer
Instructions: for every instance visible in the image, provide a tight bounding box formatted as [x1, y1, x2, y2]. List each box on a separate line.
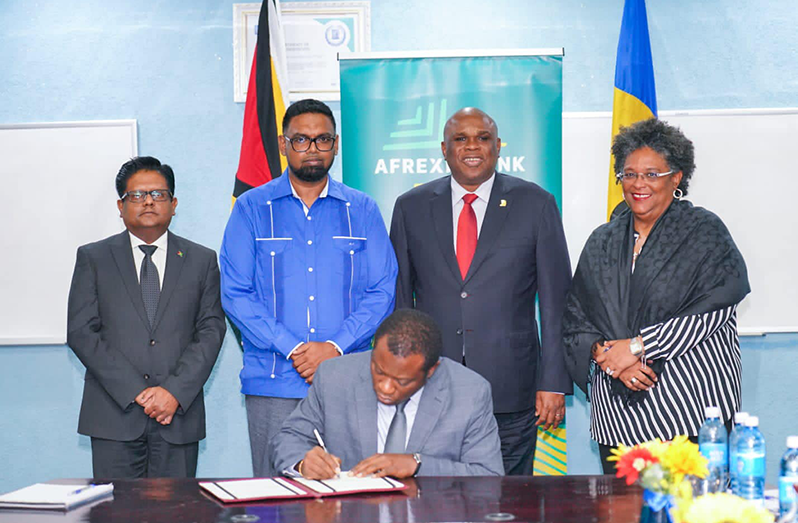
[272, 353, 504, 476]
[67, 230, 225, 444]
[390, 173, 573, 413]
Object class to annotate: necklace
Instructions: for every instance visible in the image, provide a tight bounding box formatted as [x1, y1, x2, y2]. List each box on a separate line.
[633, 233, 646, 264]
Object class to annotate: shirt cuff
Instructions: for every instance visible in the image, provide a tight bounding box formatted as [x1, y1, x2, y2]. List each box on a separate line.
[286, 342, 305, 360]
[326, 340, 343, 356]
[541, 391, 565, 395]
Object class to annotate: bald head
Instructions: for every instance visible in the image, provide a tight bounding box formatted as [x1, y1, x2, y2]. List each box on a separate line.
[443, 107, 498, 137]
[441, 107, 501, 192]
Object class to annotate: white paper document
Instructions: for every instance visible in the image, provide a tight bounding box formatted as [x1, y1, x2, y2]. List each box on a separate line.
[0, 483, 114, 510]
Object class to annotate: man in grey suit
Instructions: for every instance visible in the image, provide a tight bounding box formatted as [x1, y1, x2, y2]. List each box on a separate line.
[67, 156, 225, 477]
[272, 309, 503, 479]
[390, 107, 573, 475]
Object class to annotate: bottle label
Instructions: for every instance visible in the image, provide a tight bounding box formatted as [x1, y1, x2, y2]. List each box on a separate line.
[780, 477, 798, 506]
[736, 452, 765, 477]
[700, 442, 728, 468]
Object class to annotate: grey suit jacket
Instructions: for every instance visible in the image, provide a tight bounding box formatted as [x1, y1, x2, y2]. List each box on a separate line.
[66, 230, 225, 444]
[272, 352, 504, 476]
[390, 174, 573, 413]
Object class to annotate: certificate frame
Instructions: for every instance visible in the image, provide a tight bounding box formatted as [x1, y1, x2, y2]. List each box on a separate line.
[233, 1, 371, 103]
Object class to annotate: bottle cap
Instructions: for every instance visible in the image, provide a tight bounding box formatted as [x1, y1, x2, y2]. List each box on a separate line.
[787, 436, 798, 449]
[705, 406, 721, 418]
[734, 411, 749, 424]
[745, 416, 760, 427]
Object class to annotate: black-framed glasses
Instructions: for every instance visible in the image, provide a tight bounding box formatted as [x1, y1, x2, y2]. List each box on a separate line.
[615, 170, 675, 183]
[121, 189, 173, 203]
[284, 134, 337, 152]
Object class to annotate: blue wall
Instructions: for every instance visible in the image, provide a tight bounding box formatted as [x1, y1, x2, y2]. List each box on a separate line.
[1, 0, 796, 492]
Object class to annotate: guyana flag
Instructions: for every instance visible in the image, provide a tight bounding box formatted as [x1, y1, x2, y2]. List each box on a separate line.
[606, 0, 658, 219]
[233, 0, 290, 203]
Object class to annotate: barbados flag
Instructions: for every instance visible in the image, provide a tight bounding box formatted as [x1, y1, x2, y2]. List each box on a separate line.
[607, 0, 657, 219]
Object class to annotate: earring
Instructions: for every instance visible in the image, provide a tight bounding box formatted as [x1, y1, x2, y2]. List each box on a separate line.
[673, 187, 684, 200]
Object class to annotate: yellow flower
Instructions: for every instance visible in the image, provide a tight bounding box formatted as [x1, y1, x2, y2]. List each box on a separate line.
[677, 493, 774, 523]
[661, 435, 708, 483]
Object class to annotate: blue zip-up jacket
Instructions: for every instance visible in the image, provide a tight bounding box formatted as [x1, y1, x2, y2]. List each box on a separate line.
[220, 173, 398, 398]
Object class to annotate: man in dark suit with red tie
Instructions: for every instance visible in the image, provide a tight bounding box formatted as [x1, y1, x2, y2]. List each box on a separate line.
[67, 156, 225, 477]
[389, 108, 573, 475]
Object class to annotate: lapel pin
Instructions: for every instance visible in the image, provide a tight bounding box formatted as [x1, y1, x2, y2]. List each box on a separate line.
[177, 250, 184, 258]
[500, 199, 507, 207]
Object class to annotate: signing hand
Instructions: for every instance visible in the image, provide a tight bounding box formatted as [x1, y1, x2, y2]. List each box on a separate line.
[618, 362, 658, 392]
[301, 446, 342, 480]
[135, 386, 179, 425]
[351, 453, 418, 479]
[291, 342, 340, 383]
[535, 391, 566, 430]
[593, 338, 640, 377]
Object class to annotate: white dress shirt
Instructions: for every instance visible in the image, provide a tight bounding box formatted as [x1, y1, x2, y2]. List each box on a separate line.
[377, 386, 424, 453]
[129, 230, 167, 289]
[450, 173, 495, 254]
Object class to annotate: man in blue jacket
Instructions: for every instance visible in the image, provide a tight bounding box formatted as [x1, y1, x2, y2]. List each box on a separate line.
[220, 99, 398, 477]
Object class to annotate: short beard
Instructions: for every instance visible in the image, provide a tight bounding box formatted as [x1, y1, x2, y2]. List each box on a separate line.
[291, 164, 329, 183]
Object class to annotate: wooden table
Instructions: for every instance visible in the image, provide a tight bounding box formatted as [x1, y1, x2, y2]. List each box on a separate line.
[0, 475, 645, 523]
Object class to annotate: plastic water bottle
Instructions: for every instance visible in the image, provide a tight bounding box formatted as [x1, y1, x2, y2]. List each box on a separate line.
[698, 406, 728, 494]
[729, 411, 749, 493]
[779, 436, 798, 518]
[734, 415, 766, 506]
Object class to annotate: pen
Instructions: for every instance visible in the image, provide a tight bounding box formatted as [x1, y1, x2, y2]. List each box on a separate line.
[70, 484, 96, 496]
[313, 428, 341, 476]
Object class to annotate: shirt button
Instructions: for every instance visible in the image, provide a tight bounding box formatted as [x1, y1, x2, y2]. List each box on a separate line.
[310, 328, 316, 333]
[308, 267, 313, 272]
[149, 339, 156, 346]
[307, 215, 312, 221]
[266, 200, 272, 205]
[461, 292, 468, 299]
[349, 250, 355, 255]
[456, 329, 463, 335]
[143, 374, 150, 380]
[309, 296, 315, 301]
[307, 240, 313, 245]
[270, 251, 276, 256]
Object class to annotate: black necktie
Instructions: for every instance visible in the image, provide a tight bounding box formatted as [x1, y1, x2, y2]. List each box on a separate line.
[139, 245, 160, 327]
[383, 400, 409, 454]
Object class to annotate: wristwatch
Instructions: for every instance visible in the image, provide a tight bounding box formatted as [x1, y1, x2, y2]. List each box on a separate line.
[629, 336, 644, 356]
[412, 453, 422, 476]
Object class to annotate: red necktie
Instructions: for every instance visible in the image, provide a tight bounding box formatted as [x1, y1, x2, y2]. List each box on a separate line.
[456, 193, 479, 280]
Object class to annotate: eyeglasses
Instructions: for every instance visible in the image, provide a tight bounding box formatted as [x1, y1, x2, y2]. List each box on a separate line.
[121, 189, 173, 203]
[284, 134, 337, 152]
[615, 170, 675, 183]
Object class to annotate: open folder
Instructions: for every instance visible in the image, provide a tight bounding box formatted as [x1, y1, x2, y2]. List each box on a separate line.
[200, 475, 406, 503]
[0, 483, 114, 511]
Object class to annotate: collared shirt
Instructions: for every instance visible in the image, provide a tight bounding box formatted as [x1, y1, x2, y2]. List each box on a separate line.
[220, 172, 398, 399]
[450, 173, 495, 254]
[377, 386, 424, 453]
[129, 230, 168, 289]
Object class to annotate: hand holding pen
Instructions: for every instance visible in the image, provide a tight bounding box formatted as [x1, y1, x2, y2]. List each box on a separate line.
[298, 429, 342, 480]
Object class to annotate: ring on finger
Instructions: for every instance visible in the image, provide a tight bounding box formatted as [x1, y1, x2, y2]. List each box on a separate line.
[630, 377, 638, 384]
[605, 367, 613, 376]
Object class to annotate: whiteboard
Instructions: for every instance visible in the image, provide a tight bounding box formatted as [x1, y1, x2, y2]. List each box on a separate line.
[563, 108, 798, 334]
[0, 120, 136, 345]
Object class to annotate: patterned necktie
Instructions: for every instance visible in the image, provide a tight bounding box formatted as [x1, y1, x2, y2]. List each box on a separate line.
[456, 193, 479, 279]
[383, 400, 409, 454]
[139, 245, 160, 328]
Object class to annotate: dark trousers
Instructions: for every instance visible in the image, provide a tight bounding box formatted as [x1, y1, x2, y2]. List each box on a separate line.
[597, 418, 735, 475]
[246, 395, 302, 477]
[495, 407, 538, 476]
[90, 418, 198, 478]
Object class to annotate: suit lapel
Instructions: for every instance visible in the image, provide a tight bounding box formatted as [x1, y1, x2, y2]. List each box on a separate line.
[110, 230, 150, 330]
[406, 362, 447, 453]
[430, 180, 462, 283]
[152, 231, 185, 331]
[355, 364, 378, 458]
[464, 174, 510, 283]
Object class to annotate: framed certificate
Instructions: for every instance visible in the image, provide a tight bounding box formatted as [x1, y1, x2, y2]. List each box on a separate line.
[233, 1, 371, 102]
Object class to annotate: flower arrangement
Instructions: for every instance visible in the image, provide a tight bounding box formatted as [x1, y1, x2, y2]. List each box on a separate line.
[609, 436, 775, 523]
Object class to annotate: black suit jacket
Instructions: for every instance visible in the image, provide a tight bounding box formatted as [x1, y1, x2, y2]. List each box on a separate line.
[67, 230, 225, 444]
[390, 173, 573, 413]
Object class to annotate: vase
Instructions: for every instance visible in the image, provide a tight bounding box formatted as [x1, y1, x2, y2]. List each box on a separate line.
[639, 489, 673, 523]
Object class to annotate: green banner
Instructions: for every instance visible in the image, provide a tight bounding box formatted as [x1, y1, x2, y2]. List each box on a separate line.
[339, 54, 563, 223]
